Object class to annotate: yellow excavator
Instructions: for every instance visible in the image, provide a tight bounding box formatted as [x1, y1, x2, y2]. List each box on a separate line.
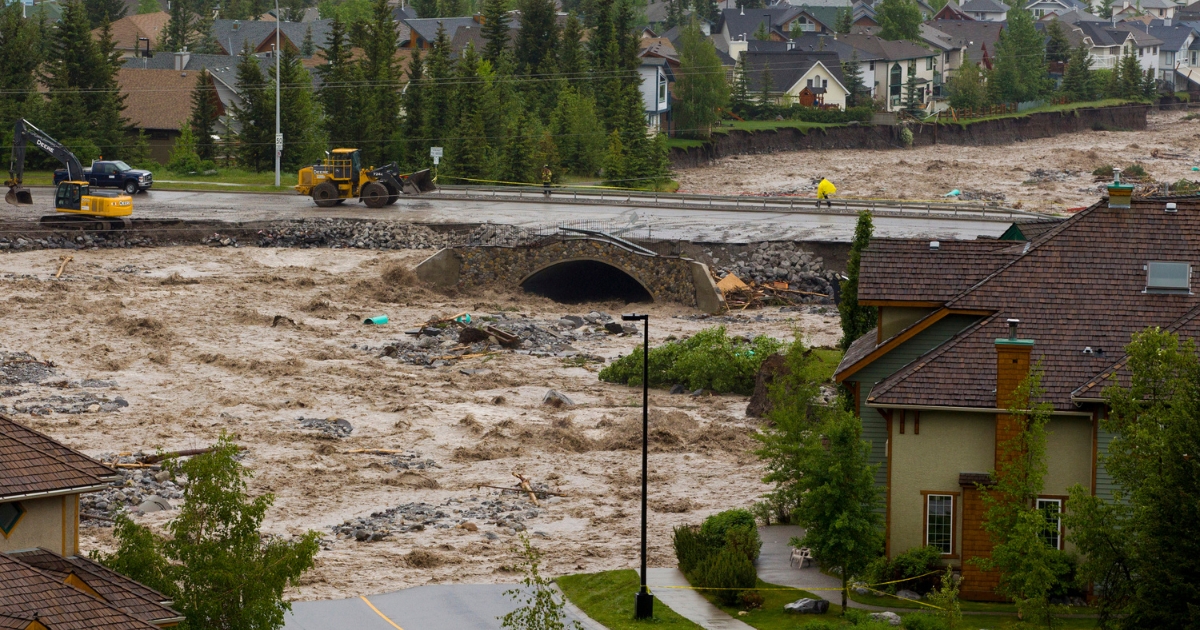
[295, 148, 435, 208]
[5, 119, 133, 230]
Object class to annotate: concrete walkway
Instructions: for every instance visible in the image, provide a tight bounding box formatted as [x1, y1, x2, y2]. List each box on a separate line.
[647, 568, 754, 630]
[757, 525, 890, 612]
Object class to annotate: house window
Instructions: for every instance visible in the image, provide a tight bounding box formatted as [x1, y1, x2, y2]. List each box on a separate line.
[1037, 498, 1063, 550]
[890, 63, 902, 98]
[926, 494, 954, 554]
[927, 56, 934, 70]
[1146, 261, 1191, 293]
[908, 59, 917, 76]
[658, 74, 667, 103]
[869, 60, 876, 71]
[1192, 51, 1198, 65]
[0, 501, 23, 536]
[823, 79, 828, 88]
[1139, 47, 1144, 57]
[808, 78, 814, 87]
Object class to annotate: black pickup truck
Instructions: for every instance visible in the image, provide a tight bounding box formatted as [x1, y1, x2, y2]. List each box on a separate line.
[53, 160, 153, 194]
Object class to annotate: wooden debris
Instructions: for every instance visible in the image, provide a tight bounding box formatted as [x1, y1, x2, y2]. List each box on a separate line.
[720, 276, 830, 310]
[476, 484, 567, 497]
[716, 273, 749, 294]
[512, 472, 540, 507]
[346, 449, 408, 455]
[485, 326, 521, 348]
[139, 446, 244, 465]
[54, 255, 73, 279]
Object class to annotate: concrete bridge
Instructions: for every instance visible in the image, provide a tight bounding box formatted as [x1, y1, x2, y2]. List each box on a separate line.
[414, 235, 726, 314]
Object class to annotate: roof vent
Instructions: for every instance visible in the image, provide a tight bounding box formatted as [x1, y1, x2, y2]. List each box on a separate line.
[1166, 202, 1178, 213]
[1006, 318, 1020, 339]
[1083, 346, 1093, 354]
[929, 240, 940, 250]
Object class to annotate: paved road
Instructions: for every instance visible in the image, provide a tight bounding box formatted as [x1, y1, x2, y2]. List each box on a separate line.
[281, 584, 604, 630]
[5, 188, 1029, 242]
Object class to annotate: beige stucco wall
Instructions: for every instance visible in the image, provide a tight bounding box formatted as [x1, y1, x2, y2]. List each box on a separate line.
[0, 495, 77, 555]
[783, 62, 849, 109]
[889, 410, 994, 564]
[879, 306, 937, 340]
[889, 411, 1094, 560]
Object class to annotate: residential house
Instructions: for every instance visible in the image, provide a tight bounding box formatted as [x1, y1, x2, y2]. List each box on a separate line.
[1066, 20, 1162, 69]
[92, 12, 169, 58]
[638, 57, 674, 132]
[961, 0, 1008, 20]
[1026, 0, 1091, 17]
[1125, 19, 1197, 86]
[932, 0, 972, 20]
[835, 194, 1200, 600]
[924, 19, 1005, 74]
[210, 19, 333, 56]
[399, 15, 485, 48]
[839, 34, 939, 109]
[852, 1, 879, 26]
[1135, 0, 1179, 19]
[919, 23, 969, 91]
[741, 50, 849, 108]
[1045, 7, 1107, 22]
[717, 6, 807, 49]
[1116, 22, 1165, 72]
[0, 414, 184, 627]
[116, 68, 214, 163]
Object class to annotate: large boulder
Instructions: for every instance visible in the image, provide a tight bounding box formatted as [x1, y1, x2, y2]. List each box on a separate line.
[746, 353, 789, 418]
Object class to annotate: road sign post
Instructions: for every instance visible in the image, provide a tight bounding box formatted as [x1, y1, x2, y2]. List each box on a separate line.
[430, 146, 443, 166]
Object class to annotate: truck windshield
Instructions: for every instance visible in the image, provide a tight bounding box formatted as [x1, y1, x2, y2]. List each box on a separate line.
[110, 161, 132, 171]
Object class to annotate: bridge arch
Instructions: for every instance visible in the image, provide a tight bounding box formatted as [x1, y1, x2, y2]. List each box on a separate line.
[518, 257, 654, 304]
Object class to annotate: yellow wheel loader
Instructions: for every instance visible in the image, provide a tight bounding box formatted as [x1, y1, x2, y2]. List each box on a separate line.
[5, 119, 133, 230]
[295, 148, 435, 208]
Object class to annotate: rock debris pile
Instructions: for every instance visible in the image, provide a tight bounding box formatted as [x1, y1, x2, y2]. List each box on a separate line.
[80, 463, 187, 524]
[0, 352, 126, 414]
[254, 220, 536, 250]
[1, 392, 127, 415]
[0, 234, 154, 251]
[711, 242, 839, 302]
[0, 351, 57, 384]
[384, 451, 441, 470]
[331, 495, 546, 542]
[298, 417, 354, 438]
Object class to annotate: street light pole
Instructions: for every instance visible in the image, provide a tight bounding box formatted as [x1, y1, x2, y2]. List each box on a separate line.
[273, 0, 281, 188]
[622, 312, 653, 620]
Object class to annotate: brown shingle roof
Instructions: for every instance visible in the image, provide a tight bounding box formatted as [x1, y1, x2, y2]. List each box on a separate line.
[6, 550, 180, 626]
[858, 238, 1022, 304]
[867, 198, 1200, 410]
[92, 12, 170, 51]
[116, 68, 198, 132]
[0, 613, 35, 629]
[0, 415, 115, 500]
[0, 554, 159, 630]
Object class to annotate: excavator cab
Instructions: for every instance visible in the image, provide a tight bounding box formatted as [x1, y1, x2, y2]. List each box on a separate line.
[55, 182, 84, 211]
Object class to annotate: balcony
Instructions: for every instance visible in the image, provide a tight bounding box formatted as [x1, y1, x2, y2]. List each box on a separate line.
[1091, 55, 1117, 69]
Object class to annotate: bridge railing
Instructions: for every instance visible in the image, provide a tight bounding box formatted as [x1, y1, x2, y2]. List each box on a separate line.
[427, 185, 1041, 221]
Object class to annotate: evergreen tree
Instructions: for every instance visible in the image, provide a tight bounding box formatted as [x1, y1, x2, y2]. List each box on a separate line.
[277, 46, 324, 170]
[558, 12, 586, 87]
[1045, 19, 1070, 64]
[399, 47, 427, 169]
[588, 0, 618, 123]
[137, 0, 161, 14]
[162, 0, 191, 52]
[759, 60, 773, 107]
[752, 21, 769, 41]
[1142, 67, 1157, 99]
[514, 0, 559, 74]
[602, 129, 626, 185]
[697, 0, 718, 22]
[45, 1, 126, 159]
[1119, 48, 1141, 99]
[664, 0, 682, 29]
[948, 60, 986, 109]
[1061, 42, 1093, 102]
[902, 71, 920, 113]
[280, 0, 306, 20]
[1103, 64, 1121, 98]
[192, 0, 221, 55]
[438, 0, 465, 16]
[480, 0, 511, 64]
[0, 0, 41, 137]
[424, 24, 456, 147]
[92, 16, 128, 159]
[447, 45, 489, 179]
[834, 6, 852, 34]
[990, 6, 1048, 103]
[838, 210, 875, 349]
[731, 51, 750, 116]
[167, 123, 203, 172]
[301, 25, 315, 56]
[358, 0, 402, 165]
[317, 15, 363, 149]
[189, 70, 221, 160]
[735, 0, 764, 8]
[550, 87, 605, 174]
[85, 0, 127, 27]
[674, 18, 728, 138]
[233, 43, 273, 170]
[498, 109, 538, 183]
[412, 0, 438, 18]
[876, 0, 921, 41]
[842, 54, 865, 108]
[1098, 0, 1114, 18]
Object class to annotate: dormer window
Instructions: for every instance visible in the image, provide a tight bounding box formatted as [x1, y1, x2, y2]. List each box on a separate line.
[0, 501, 23, 536]
[1146, 261, 1191, 294]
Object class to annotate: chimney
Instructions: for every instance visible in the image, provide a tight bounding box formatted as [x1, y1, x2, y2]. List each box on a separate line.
[995, 317, 1033, 456]
[174, 49, 190, 71]
[233, 19, 240, 30]
[1108, 166, 1133, 208]
[786, 38, 794, 50]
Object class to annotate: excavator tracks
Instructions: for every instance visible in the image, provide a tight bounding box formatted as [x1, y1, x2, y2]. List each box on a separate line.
[39, 214, 133, 232]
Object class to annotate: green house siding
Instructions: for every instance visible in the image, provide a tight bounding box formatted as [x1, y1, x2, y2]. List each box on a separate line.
[844, 314, 984, 491]
[1096, 427, 1117, 502]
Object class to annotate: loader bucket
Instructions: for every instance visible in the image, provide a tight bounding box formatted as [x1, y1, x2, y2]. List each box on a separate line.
[5, 185, 32, 206]
[403, 169, 436, 194]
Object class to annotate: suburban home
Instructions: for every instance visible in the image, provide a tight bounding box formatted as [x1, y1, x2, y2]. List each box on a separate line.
[1044, 7, 1107, 23]
[926, 19, 1004, 73]
[210, 19, 332, 57]
[834, 193, 1200, 600]
[638, 57, 673, 133]
[717, 6, 808, 48]
[740, 50, 850, 108]
[1026, 0, 1092, 17]
[932, 0, 972, 20]
[116, 67, 216, 163]
[1115, 22, 1165, 72]
[92, 12, 169, 58]
[398, 15, 484, 48]
[961, 0, 1008, 21]
[839, 34, 938, 109]
[1125, 20, 1197, 87]
[1133, 0, 1179, 19]
[852, 1, 880, 26]
[1063, 20, 1160, 69]
[0, 414, 184, 627]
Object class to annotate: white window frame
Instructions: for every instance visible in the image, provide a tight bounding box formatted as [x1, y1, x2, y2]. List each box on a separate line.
[925, 494, 954, 555]
[1036, 498, 1064, 550]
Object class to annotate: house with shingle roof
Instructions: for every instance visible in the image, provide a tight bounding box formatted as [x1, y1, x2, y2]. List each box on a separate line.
[740, 50, 849, 108]
[0, 414, 183, 628]
[833, 194, 1200, 600]
[961, 0, 1008, 20]
[1124, 19, 1197, 87]
[838, 33, 939, 109]
[91, 12, 169, 58]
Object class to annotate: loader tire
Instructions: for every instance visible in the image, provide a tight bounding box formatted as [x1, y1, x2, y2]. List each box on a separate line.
[361, 182, 389, 208]
[384, 182, 400, 205]
[313, 182, 340, 207]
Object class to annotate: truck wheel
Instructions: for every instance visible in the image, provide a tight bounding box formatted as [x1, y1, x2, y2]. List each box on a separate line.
[124, 180, 139, 195]
[361, 182, 389, 208]
[312, 182, 339, 207]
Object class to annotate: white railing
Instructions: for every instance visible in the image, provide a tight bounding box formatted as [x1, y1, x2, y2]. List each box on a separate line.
[1091, 55, 1117, 69]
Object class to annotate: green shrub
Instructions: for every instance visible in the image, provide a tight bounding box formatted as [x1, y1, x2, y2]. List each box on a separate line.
[1124, 162, 1148, 178]
[1173, 179, 1200, 194]
[1092, 164, 1114, 177]
[901, 614, 950, 630]
[862, 546, 942, 594]
[696, 548, 757, 606]
[738, 590, 764, 609]
[723, 524, 763, 564]
[599, 326, 783, 395]
[672, 525, 711, 575]
[700, 509, 757, 546]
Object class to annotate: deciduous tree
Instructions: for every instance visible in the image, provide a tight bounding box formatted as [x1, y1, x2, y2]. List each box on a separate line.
[876, 0, 921, 42]
[674, 18, 728, 138]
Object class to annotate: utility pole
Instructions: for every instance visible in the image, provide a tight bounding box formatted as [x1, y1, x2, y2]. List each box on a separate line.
[622, 312, 653, 620]
[274, 0, 281, 188]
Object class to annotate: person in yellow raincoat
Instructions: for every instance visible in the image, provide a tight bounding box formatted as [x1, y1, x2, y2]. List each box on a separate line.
[816, 177, 836, 207]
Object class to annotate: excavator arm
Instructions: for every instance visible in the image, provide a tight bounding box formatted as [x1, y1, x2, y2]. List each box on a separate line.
[6, 119, 86, 206]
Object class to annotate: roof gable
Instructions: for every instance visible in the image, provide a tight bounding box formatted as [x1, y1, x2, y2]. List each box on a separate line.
[0, 415, 114, 500]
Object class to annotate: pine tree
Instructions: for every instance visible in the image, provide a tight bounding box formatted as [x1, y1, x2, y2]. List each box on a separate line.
[92, 16, 128, 159]
[0, 0, 41, 136]
[137, 0, 161, 14]
[990, 6, 1048, 103]
[447, 45, 489, 179]
[301, 25, 315, 56]
[45, 1, 126, 159]
[317, 15, 363, 149]
[838, 210, 876, 349]
[1061, 42, 1092, 102]
[233, 43, 273, 170]
[731, 51, 750, 116]
[358, 0, 402, 165]
[1142, 67, 1156, 99]
[551, 86, 605, 174]
[85, 0, 127, 27]
[189, 70, 221, 160]
[480, 0, 511, 64]
[515, 0, 559, 81]
[759, 60, 773, 107]
[399, 47, 427, 169]
[558, 12, 586, 87]
[697, 0, 718, 22]
[876, 0, 920, 42]
[834, 6, 852, 34]
[674, 18, 728, 138]
[842, 53, 865, 108]
[162, 0, 191, 52]
[1119, 49, 1141, 99]
[602, 129, 626, 185]
[424, 24, 456, 147]
[412, 0, 438, 18]
[277, 46, 324, 170]
[752, 21, 769, 41]
[1098, 0, 1114, 18]
[498, 109, 537, 183]
[902, 72, 920, 113]
[665, 0, 682, 29]
[192, 0, 221, 55]
[588, 0, 618, 123]
[1045, 19, 1070, 64]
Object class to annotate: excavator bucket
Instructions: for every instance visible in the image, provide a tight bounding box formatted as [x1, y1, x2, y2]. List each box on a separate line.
[402, 169, 436, 195]
[5, 185, 32, 206]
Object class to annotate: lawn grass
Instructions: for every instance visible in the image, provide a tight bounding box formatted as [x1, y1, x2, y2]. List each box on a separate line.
[557, 570, 703, 630]
[696, 578, 844, 630]
[18, 169, 293, 193]
[715, 120, 844, 133]
[665, 137, 708, 149]
[948, 98, 1135, 124]
[812, 348, 844, 384]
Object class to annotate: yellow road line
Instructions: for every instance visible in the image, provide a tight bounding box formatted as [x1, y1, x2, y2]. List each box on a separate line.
[360, 596, 404, 630]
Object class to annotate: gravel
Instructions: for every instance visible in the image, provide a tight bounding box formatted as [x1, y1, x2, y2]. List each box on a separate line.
[80, 462, 187, 525]
[298, 417, 353, 438]
[331, 494, 548, 542]
[711, 242, 840, 302]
